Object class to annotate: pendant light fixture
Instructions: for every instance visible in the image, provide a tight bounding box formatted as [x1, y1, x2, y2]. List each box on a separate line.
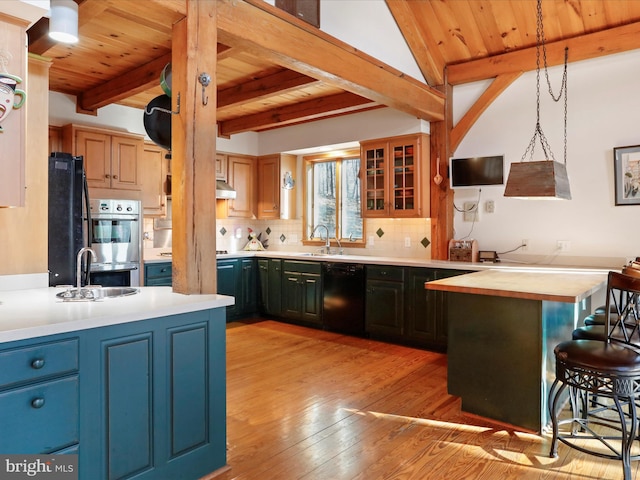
[49, 0, 79, 44]
[504, 0, 570, 200]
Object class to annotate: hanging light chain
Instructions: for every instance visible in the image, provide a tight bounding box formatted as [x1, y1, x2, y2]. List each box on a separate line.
[521, 0, 569, 166]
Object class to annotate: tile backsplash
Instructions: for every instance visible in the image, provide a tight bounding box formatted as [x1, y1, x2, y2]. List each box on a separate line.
[144, 216, 432, 259]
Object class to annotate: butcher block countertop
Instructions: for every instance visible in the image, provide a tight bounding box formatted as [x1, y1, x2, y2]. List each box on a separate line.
[425, 268, 608, 303]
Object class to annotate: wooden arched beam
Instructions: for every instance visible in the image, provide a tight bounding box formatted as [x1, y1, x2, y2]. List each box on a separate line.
[450, 72, 522, 153]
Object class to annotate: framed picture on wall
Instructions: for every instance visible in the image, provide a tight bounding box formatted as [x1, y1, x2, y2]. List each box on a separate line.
[614, 145, 640, 205]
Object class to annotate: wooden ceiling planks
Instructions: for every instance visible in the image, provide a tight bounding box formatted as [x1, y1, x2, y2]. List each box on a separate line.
[30, 0, 640, 130]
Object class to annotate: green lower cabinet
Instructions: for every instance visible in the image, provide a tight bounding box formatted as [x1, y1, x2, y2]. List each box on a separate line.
[217, 258, 257, 321]
[405, 268, 438, 347]
[365, 266, 473, 351]
[258, 258, 282, 316]
[281, 260, 322, 327]
[365, 265, 405, 337]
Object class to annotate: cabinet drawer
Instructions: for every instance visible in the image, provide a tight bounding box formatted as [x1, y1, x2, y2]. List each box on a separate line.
[367, 265, 404, 282]
[0, 376, 79, 453]
[0, 339, 79, 389]
[145, 262, 172, 279]
[283, 260, 321, 274]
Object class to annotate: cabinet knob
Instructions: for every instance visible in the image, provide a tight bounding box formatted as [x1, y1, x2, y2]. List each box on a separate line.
[105, 174, 111, 178]
[31, 397, 45, 409]
[113, 175, 119, 179]
[274, 204, 278, 210]
[31, 358, 45, 369]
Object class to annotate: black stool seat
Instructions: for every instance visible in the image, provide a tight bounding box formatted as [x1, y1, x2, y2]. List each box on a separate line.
[572, 325, 640, 345]
[555, 340, 640, 378]
[583, 312, 620, 325]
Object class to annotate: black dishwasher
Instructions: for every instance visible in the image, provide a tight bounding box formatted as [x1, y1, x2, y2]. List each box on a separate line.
[322, 262, 365, 336]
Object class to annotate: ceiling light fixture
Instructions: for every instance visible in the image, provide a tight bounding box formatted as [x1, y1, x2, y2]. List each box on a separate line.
[504, 0, 570, 200]
[49, 0, 79, 44]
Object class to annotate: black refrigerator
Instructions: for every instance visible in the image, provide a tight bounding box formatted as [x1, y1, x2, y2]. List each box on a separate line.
[48, 152, 91, 287]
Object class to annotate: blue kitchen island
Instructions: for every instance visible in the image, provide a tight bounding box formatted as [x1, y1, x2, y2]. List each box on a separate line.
[0, 286, 233, 480]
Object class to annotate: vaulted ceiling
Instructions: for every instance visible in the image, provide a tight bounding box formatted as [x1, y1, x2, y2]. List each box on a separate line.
[27, 0, 640, 136]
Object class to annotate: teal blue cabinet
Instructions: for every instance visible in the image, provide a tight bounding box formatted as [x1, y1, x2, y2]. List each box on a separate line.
[258, 258, 282, 316]
[0, 338, 79, 454]
[365, 265, 405, 337]
[144, 261, 172, 286]
[281, 260, 322, 326]
[217, 258, 257, 320]
[0, 309, 227, 480]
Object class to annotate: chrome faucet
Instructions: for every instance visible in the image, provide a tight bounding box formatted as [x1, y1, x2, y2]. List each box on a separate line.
[76, 247, 97, 291]
[312, 224, 331, 254]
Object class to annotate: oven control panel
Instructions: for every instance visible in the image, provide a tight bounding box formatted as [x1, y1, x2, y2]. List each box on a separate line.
[90, 199, 140, 215]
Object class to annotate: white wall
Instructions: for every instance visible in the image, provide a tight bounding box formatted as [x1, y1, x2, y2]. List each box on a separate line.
[49, 92, 260, 156]
[451, 49, 640, 267]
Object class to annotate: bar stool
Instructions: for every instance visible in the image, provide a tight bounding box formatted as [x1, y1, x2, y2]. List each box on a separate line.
[549, 271, 640, 480]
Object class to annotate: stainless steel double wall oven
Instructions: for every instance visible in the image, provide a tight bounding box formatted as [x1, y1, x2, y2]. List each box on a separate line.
[88, 199, 142, 286]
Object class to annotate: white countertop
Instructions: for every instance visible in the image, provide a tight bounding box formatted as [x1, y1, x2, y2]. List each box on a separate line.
[0, 287, 234, 343]
[145, 248, 617, 273]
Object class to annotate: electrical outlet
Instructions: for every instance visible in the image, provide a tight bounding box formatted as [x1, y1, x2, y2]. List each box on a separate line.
[485, 200, 495, 213]
[368, 235, 374, 246]
[522, 239, 528, 251]
[557, 240, 571, 252]
[463, 202, 479, 222]
[404, 237, 411, 247]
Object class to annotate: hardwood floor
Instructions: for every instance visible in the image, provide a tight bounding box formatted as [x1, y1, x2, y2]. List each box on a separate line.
[215, 319, 637, 480]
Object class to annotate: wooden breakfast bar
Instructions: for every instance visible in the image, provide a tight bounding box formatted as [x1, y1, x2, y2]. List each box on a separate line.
[425, 268, 608, 433]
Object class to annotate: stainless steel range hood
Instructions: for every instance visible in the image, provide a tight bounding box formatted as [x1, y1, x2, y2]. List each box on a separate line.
[216, 180, 236, 199]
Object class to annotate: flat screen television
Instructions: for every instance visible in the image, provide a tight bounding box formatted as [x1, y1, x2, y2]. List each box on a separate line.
[449, 155, 505, 188]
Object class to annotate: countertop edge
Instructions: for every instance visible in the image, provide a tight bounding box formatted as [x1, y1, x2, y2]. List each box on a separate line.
[0, 287, 234, 344]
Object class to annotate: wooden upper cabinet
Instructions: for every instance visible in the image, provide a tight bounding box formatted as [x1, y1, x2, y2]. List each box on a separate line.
[62, 124, 143, 191]
[360, 133, 430, 218]
[141, 142, 169, 216]
[257, 154, 297, 220]
[226, 155, 256, 218]
[215, 153, 227, 180]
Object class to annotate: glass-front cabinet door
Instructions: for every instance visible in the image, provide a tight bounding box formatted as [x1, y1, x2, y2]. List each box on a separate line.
[361, 134, 428, 218]
[391, 141, 416, 213]
[363, 143, 387, 216]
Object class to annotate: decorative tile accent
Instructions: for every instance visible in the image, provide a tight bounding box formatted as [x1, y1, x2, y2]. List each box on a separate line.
[280, 234, 286, 243]
[266, 227, 271, 235]
[219, 227, 227, 236]
[376, 228, 384, 238]
[421, 237, 431, 248]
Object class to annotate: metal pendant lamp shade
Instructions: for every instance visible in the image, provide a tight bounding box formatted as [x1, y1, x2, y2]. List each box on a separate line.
[49, 0, 79, 44]
[504, 160, 571, 200]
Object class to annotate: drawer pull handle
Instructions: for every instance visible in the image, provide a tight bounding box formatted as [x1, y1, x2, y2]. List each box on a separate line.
[31, 358, 45, 369]
[31, 398, 45, 409]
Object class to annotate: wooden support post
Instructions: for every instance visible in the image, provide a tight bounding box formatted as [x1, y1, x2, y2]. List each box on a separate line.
[171, 0, 218, 294]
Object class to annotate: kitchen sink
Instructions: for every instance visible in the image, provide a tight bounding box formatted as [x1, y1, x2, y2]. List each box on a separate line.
[56, 286, 139, 302]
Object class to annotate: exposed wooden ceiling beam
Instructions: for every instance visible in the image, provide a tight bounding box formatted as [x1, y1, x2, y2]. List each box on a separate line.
[450, 72, 522, 152]
[385, 0, 445, 86]
[447, 21, 640, 85]
[79, 52, 172, 111]
[219, 92, 379, 136]
[217, 70, 320, 112]
[216, 0, 445, 122]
